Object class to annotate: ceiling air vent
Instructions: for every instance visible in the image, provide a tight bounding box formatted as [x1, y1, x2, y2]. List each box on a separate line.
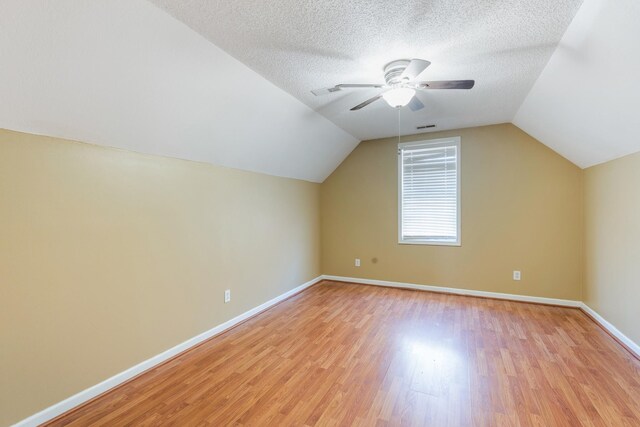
[416, 124, 436, 130]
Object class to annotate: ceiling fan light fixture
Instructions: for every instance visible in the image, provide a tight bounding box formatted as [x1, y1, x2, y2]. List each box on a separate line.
[382, 87, 415, 108]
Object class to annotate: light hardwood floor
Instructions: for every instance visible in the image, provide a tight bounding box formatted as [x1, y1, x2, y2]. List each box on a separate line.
[47, 281, 640, 426]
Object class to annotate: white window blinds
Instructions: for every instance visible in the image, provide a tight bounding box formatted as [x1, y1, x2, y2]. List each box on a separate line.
[398, 138, 460, 245]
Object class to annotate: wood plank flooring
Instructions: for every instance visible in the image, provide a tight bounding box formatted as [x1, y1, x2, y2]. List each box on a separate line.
[47, 281, 640, 426]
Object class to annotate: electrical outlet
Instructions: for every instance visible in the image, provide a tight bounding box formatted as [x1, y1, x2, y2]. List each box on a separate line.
[224, 289, 231, 303]
[513, 271, 521, 281]
[355, 258, 361, 267]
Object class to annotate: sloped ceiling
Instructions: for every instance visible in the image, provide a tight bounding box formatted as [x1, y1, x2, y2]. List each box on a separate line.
[3, 0, 634, 179]
[0, 0, 358, 183]
[515, 0, 640, 168]
[151, 0, 583, 141]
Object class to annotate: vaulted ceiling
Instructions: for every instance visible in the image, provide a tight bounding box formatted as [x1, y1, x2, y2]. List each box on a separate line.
[515, 0, 640, 168]
[151, 0, 583, 141]
[1, 0, 639, 181]
[0, 0, 358, 183]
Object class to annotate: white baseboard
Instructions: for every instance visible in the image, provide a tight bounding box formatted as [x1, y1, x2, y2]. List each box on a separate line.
[13, 275, 639, 426]
[322, 275, 639, 358]
[321, 275, 582, 307]
[579, 302, 640, 358]
[12, 276, 323, 427]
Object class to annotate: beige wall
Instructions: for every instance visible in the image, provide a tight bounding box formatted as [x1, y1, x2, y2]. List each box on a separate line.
[8, 122, 638, 425]
[321, 124, 583, 300]
[0, 129, 321, 425]
[584, 151, 640, 345]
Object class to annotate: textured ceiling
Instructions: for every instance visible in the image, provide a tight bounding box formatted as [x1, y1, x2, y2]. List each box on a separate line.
[0, 0, 357, 183]
[5, 0, 631, 182]
[151, 0, 583, 141]
[515, 0, 640, 168]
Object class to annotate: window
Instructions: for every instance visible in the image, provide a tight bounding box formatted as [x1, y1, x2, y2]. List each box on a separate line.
[398, 137, 460, 245]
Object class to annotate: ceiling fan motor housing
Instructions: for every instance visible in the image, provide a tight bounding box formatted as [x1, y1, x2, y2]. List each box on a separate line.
[384, 59, 411, 86]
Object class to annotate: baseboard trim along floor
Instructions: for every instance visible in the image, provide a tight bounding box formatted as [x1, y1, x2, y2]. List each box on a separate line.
[14, 274, 639, 426]
[323, 275, 640, 360]
[322, 275, 582, 307]
[13, 276, 323, 427]
[579, 302, 640, 360]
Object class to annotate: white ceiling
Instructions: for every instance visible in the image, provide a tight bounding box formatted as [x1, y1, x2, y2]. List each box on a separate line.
[515, 0, 640, 169]
[3, 0, 637, 180]
[151, 0, 583, 141]
[0, 0, 358, 183]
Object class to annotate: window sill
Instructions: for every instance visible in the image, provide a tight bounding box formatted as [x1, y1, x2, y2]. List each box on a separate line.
[398, 240, 461, 247]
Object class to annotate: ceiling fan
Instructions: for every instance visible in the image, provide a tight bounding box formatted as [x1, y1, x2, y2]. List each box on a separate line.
[311, 58, 474, 111]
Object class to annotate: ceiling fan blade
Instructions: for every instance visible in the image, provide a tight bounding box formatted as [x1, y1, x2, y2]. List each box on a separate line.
[337, 83, 385, 89]
[400, 59, 431, 81]
[311, 87, 341, 96]
[408, 96, 424, 112]
[311, 83, 385, 96]
[417, 80, 475, 89]
[350, 94, 383, 111]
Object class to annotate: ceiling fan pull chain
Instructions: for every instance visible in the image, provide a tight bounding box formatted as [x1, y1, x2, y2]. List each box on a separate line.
[398, 106, 401, 145]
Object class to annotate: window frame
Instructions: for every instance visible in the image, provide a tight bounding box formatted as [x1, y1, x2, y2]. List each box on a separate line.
[397, 136, 461, 246]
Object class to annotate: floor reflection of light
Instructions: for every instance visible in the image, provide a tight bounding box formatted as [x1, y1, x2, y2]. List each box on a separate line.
[404, 337, 464, 373]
